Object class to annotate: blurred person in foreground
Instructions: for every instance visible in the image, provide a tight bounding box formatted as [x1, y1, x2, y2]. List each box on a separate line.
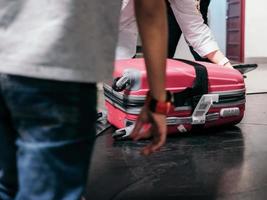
[0, 0, 168, 199]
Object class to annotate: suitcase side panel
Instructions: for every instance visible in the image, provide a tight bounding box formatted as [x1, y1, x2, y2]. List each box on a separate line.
[107, 58, 246, 134]
[106, 100, 245, 134]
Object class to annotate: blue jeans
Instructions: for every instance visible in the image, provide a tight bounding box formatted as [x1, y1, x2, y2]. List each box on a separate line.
[0, 74, 97, 200]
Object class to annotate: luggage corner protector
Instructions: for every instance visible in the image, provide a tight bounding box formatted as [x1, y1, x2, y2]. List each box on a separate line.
[191, 94, 219, 125]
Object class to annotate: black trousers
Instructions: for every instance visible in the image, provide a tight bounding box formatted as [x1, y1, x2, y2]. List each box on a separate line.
[167, 0, 211, 61]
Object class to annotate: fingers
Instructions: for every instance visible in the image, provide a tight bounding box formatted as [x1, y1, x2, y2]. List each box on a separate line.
[141, 131, 166, 155]
[131, 117, 144, 139]
[130, 107, 168, 156]
[141, 120, 167, 155]
[131, 107, 151, 140]
[224, 62, 233, 69]
[131, 123, 152, 140]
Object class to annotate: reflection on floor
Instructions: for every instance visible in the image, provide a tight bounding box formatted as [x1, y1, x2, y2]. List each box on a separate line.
[87, 88, 267, 200]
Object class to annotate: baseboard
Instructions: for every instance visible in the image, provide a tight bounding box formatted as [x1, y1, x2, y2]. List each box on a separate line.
[245, 57, 267, 64]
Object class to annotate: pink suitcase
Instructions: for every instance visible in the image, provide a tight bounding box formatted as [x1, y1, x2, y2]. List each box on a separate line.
[104, 58, 246, 138]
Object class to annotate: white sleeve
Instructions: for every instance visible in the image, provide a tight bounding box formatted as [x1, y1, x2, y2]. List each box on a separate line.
[169, 0, 219, 57]
[116, 0, 138, 59]
[122, 0, 130, 10]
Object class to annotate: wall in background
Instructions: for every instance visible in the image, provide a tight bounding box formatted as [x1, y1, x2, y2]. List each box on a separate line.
[209, 0, 227, 55]
[245, 0, 267, 59]
[175, 0, 267, 61]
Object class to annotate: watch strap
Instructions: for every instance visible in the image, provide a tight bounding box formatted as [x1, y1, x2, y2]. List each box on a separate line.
[145, 91, 173, 115]
[218, 57, 230, 66]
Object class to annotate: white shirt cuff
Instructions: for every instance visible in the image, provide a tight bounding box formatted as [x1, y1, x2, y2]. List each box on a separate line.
[194, 41, 220, 58]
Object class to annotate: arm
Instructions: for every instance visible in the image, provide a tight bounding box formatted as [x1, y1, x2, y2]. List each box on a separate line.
[131, 0, 168, 155]
[170, 0, 232, 68]
[134, 0, 167, 101]
[206, 50, 232, 68]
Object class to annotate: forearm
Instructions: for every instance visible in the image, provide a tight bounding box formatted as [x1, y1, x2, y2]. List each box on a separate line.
[206, 50, 225, 63]
[205, 50, 232, 67]
[134, 0, 167, 101]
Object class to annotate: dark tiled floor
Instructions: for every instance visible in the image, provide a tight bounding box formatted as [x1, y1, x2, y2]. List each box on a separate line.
[86, 94, 267, 200]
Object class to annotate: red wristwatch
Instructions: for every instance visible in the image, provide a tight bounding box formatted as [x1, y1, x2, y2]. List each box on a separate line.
[145, 91, 173, 115]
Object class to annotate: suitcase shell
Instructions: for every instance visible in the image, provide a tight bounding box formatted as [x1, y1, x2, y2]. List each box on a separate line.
[104, 58, 245, 134]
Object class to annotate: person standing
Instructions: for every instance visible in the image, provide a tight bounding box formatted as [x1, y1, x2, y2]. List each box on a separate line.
[0, 0, 168, 199]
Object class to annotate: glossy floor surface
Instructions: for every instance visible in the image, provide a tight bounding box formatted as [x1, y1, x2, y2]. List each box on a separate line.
[85, 93, 267, 200]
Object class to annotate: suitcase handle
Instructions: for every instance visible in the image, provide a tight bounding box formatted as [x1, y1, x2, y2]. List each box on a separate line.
[191, 94, 219, 124]
[233, 63, 258, 74]
[112, 76, 131, 92]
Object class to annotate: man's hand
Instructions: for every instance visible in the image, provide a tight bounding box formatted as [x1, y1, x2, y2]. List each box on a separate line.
[206, 50, 233, 69]
[131, 106, 167, 156]
[223, 62, 233, 69]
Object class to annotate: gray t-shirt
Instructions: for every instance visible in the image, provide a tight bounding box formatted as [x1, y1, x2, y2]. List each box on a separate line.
[0, 0, 121, 83]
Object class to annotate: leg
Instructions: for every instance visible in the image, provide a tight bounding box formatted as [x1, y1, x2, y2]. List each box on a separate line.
[166, 0, 182, 58]
[0, 75, 18, 200]
[1, 75, 97, 200]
